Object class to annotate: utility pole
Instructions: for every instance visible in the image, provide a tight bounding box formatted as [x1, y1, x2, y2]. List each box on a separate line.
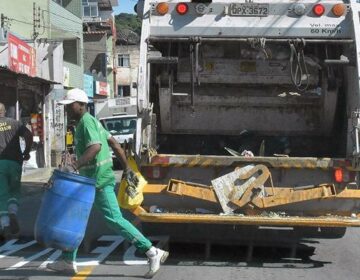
[1, 13, 9, 41]
[32, 2, 41, 40]
[1, 13, 9, 29]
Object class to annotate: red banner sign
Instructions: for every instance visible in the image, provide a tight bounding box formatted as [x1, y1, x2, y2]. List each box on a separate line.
[8, 33, 36, 77]
[96, 81, 109, 96]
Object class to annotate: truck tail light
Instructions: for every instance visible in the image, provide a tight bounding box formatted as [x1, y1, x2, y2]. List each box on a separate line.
[156, 2, 169, 15]
[176, 3, 189, 15]
[334, 168, 343, 183]
[332, 3, 346, 17]
[313, 4, 325, 16]
[334, 168, 356, 183]
[143, 166, 165, 179]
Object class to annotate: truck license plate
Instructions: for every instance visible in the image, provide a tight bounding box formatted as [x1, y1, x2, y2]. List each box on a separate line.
[229, 3, 269, 17]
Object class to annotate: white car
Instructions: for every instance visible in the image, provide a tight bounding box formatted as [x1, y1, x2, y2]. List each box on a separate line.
[99, 114, 138, 146]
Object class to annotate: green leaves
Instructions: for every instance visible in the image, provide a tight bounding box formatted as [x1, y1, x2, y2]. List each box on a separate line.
[115, 13, 141, 38]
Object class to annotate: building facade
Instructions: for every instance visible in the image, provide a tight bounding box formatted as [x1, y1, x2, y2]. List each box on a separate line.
[82, 0, 118, 101]
[116, 44, 139, 97]
[0, 0, 84, 167]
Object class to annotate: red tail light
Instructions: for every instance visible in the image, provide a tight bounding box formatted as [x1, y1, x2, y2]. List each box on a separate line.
[313, 4, 325, 16]
[143, 166, 165, 179]
[334, 168, 343, 183]
[334, 168, 356, 183]
[176, 3, 189, 15]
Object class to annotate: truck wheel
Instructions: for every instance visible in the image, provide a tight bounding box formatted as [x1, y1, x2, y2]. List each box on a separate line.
[319, 227, 346, 239]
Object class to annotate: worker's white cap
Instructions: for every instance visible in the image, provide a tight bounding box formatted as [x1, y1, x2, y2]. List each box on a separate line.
[58, 88, 89, 105]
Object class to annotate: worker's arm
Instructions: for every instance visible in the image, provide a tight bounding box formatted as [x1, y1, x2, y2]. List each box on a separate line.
[107, 136, 139, 187]
[74, 144, 101, 170]
[107, 136, 129, 170]
[22, 128, 33, 161]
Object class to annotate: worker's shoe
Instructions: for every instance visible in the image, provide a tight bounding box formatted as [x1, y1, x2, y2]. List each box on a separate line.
[145, 247, 169, 278]
[46, 259, 78, 275]
[1, 226, 13, 240]
[9, 214, 20, 237]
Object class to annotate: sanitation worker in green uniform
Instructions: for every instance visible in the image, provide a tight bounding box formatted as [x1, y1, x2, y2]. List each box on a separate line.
[47, 88, 168, 278]
[0, 103, 33, 240]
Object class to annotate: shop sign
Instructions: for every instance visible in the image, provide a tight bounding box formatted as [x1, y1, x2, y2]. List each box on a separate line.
[108, 97, 136, 108]
[96, 81, 109, 96]
[8, 33, 36, 77]
[83, 74, 94, 98]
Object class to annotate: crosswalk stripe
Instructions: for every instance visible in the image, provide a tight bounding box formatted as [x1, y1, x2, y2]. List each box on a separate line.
[6, 248, 53, 270]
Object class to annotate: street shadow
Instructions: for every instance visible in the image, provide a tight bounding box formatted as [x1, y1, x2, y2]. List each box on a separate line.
[162, 241, 331, 269]
[0, 236, 331, 278]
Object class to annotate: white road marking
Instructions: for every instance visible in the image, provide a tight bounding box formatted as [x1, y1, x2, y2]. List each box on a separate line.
[38, 249, 62, 269]
[0, 239, 37, 259]
[6, 248, 53, 270]
[77, 235, 125, 266]
[0, 235, 169, 270]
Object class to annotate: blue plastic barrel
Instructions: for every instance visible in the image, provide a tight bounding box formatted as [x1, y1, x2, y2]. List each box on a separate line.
[34, 170, 96, 251]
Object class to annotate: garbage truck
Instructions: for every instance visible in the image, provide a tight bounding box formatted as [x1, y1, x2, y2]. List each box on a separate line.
[127, 0, 360, 239]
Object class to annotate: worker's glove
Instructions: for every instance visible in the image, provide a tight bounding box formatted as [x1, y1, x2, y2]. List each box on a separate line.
[23, 152, 30, 161]
[123, 168, 139, 198]
[60, 164, 78, 173]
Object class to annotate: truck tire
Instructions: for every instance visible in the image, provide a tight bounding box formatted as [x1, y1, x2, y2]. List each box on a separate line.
[319, 227, 346, 239]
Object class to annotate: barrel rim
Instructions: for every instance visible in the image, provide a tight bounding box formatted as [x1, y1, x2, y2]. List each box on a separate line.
[53, 169, 96, 185]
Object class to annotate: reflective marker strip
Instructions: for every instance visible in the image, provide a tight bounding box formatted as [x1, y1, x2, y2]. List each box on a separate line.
[80, 158, 113, 170]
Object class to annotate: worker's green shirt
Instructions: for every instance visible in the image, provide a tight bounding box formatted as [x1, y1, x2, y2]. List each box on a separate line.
[74, 112, 115, 188]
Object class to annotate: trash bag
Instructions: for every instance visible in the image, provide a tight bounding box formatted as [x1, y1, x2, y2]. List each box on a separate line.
[117, 156, 147, 209]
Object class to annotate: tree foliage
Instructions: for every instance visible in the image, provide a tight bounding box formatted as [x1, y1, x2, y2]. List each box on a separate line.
[115, 13, 141, 36]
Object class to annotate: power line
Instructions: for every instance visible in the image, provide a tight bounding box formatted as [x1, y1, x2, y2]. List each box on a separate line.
[41, 7, 115, 27]
[41, 9, 83, 25]
[7, 17, 82, 36]
[4, 15, 119, 54]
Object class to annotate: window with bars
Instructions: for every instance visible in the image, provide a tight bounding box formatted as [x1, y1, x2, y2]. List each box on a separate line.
[83, 2, 99, 17]
[118, 54, 130, 67]
[82, 0, 98, 4]
[118, 85, 131, 97]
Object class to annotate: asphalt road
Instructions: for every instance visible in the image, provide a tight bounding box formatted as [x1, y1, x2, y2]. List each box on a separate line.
[1, 228, 360, 280]
[1, 170, 360, 280]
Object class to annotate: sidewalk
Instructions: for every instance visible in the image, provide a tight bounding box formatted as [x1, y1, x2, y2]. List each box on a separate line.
[21, 167, 54, 184]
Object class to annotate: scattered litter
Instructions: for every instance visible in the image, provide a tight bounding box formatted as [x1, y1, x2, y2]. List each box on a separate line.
[261, 211, 288, 218]
[149, 206, 167, 213]
[240, 150, 254, 157]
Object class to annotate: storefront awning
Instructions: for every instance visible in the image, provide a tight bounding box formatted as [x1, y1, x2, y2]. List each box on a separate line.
[0, 66, 60, 88]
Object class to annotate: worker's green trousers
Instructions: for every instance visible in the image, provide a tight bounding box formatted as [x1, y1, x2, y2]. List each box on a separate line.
[62, 184, 152, 261]
[0, 160, 22, 219]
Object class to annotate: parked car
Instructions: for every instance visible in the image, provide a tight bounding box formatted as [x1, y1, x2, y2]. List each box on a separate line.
[99, 114, 138, 169]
